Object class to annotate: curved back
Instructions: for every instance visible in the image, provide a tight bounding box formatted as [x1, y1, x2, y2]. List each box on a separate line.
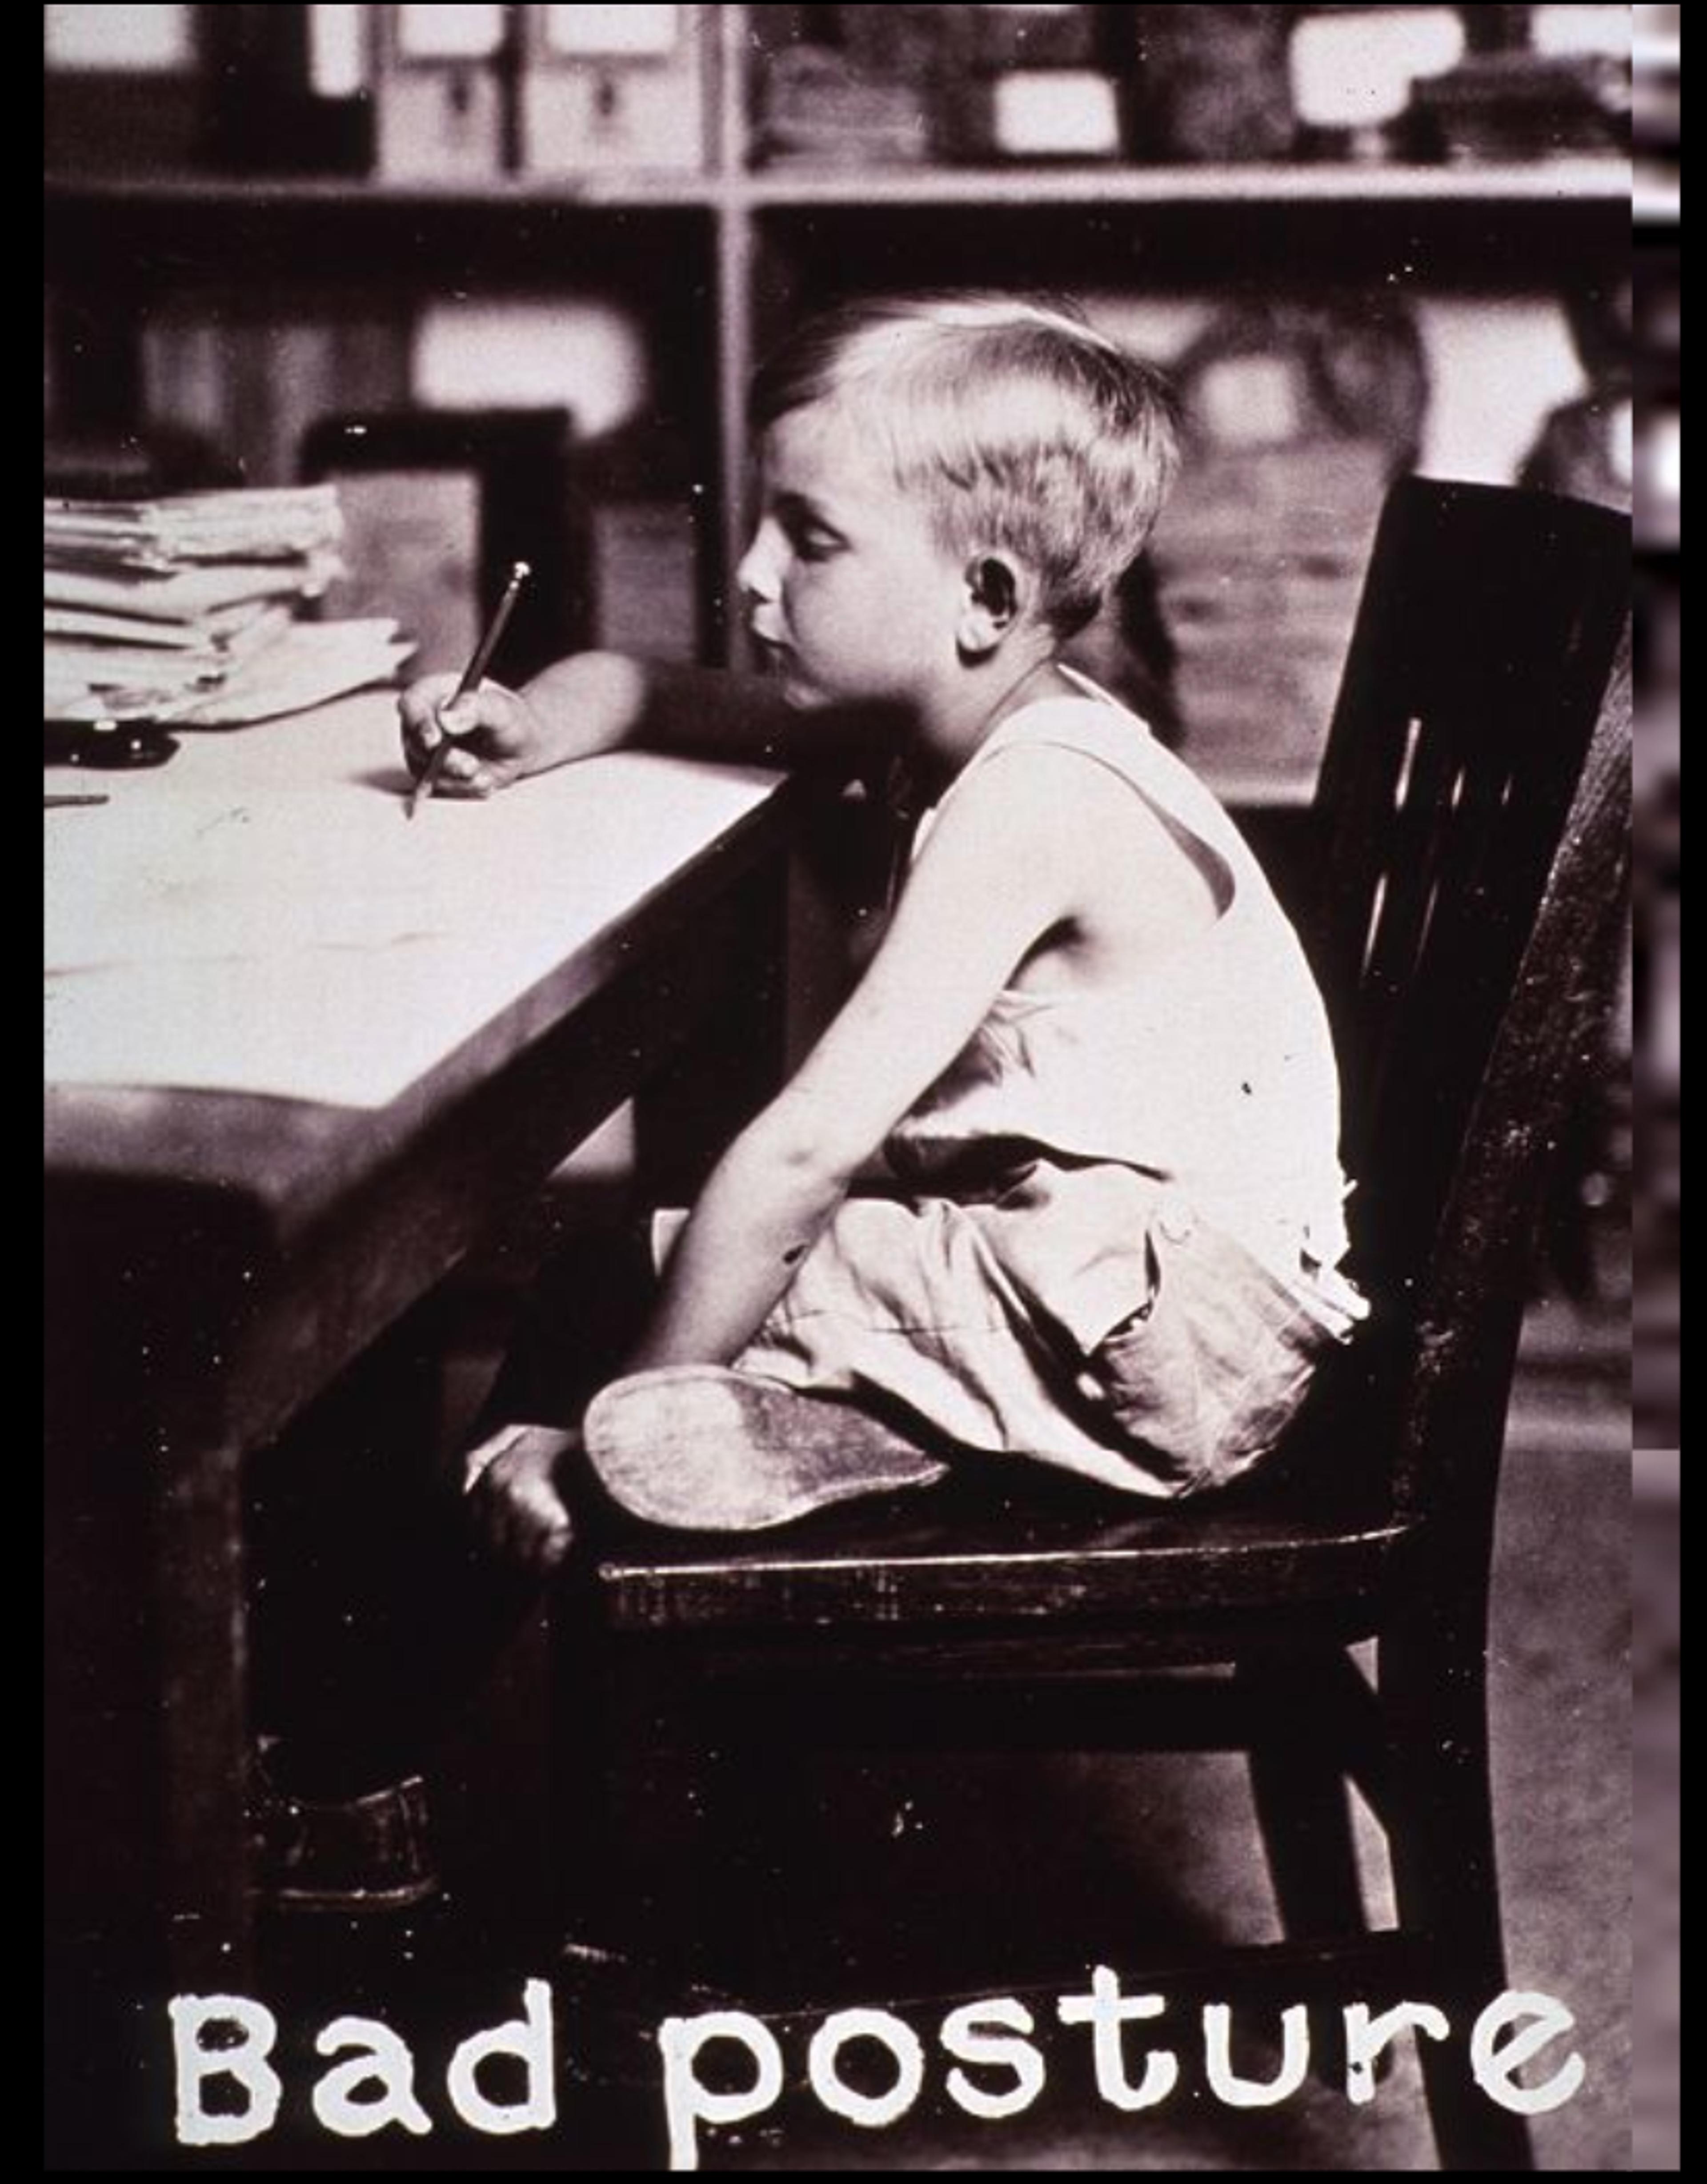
[1306, 478, 1631, 1520]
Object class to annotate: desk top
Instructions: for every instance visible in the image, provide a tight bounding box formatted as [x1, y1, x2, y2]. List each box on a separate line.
[46, 693, 782, 1110]
[46, 695, 791, 1264]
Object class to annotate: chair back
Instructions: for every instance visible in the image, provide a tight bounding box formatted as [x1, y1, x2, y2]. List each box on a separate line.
[1306, 478, 1630, 1522]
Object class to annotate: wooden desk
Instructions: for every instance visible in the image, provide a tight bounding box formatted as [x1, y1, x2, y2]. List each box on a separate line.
[45, 695, 797, 1989]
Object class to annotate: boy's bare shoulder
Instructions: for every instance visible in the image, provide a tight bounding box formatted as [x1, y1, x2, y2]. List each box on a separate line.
[931, 735, 1224, 944]
[937, 735, 1190, 867]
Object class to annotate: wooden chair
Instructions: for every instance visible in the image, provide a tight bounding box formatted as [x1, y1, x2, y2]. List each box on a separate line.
[551, 479, 1631, 2169]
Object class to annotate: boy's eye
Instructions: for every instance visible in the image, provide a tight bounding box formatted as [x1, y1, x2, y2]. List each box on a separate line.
[776, 508, 845, 562]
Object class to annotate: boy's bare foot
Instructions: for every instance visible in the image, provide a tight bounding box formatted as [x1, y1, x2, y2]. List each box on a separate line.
[462, 1423, 578, 1571]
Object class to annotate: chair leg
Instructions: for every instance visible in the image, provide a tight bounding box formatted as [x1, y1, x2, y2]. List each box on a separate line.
[1380, 1620, 1535, 2174]
[550, 1614, 725, 1984]
[548, 1605, 689, 2169]
[1246, 1725, 1366, 1935]
[550, 1612, 620, 1961]
[1240, 1656, 1368, 2089]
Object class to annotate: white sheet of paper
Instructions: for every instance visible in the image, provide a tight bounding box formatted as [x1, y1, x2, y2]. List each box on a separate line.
[44, 697, 778, 1109]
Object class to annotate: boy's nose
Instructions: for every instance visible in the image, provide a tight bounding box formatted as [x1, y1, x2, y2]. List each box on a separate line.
[737, 524, 781, 607]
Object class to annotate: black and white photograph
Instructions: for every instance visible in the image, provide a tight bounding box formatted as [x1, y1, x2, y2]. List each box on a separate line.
[47, 5, 1663, 2171]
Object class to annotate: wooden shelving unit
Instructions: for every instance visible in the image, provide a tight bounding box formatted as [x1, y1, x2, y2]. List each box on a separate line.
[44, 5, 1634, 797]
[45, 155, 1632, 211]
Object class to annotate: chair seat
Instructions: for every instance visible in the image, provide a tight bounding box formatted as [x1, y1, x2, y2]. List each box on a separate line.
[585, 1468, 1408, 1644]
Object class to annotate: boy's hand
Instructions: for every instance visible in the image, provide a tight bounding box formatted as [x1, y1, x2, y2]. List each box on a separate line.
[398, 674, 543, 799]
[462, 1422, 578, 1572]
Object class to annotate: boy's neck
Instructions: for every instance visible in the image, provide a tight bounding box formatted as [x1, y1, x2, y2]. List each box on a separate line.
[912, 638, 1069, 795]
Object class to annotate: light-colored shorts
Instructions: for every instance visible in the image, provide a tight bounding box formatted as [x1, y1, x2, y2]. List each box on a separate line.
[655, 1154, 1354, 1500]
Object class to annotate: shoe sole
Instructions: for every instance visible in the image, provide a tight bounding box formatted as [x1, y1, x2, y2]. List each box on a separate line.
[266, 1875, 441, 1915]
[252, 1770, 440, 1915]
[583, 1367, 948, 1531]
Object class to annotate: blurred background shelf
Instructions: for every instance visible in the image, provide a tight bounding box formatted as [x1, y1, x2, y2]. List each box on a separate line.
[45, 155, 1634, 210]
[44, 5, 1639, 818]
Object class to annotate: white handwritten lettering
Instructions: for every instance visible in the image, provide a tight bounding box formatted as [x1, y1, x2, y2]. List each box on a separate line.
[164, 1978, 1586, 2159]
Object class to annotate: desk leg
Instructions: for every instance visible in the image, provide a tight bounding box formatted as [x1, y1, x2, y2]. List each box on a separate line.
[46, 1421, 251, 2165]
[155, 1432, 256, 1989]
[46, 1429, 252, 1987]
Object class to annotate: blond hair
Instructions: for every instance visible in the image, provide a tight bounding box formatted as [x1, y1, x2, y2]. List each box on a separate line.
[749, 293, 1181, 638]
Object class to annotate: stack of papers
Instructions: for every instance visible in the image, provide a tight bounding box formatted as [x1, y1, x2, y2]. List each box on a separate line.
[45, 485, 345, 572]
[44, 486, 414, 723]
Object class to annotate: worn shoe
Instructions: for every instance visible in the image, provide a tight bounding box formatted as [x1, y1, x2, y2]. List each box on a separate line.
[252, 1764, 440, 1914]
[582, 1366, 950, 1531]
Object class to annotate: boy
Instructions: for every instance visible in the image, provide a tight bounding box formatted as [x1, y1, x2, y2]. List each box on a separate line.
[400, 293, 1364, 1569]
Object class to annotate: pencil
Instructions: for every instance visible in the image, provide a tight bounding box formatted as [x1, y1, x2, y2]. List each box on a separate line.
[45, 792, 112, 809]
[407, 560, 532, 819]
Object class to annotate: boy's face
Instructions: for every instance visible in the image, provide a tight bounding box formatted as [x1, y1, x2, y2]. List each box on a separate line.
[739, 398, 968, 713]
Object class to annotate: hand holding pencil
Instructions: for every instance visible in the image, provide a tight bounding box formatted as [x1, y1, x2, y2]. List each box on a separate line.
[400, 561, 532, 815]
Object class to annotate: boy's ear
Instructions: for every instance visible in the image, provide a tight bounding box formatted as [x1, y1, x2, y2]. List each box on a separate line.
[957, 552, 1025, 658]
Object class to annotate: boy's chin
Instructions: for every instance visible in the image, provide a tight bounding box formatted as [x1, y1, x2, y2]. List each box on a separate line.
[756, 646, 857, 715]
[775, 669, 828, 712]
[753, 643, 817, 711]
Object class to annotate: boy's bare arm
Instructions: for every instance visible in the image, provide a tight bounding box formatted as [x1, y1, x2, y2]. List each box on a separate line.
[534, 655, 909, 769]
[623, 751, 1094, 1372]
[400, 650, 904, 795]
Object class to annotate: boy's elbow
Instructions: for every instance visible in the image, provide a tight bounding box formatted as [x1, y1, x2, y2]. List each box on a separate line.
[737, 1097, 873, 1201]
